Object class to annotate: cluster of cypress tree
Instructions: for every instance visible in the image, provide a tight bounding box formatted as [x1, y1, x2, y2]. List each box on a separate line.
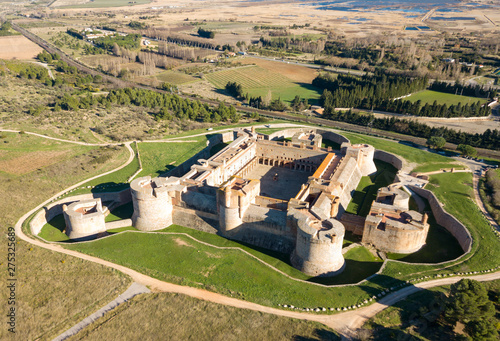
[323, 109, 500, 150]
[315, 72, 428, 108]
[103, 88, 239, 123]
[317, 72, 490, 118]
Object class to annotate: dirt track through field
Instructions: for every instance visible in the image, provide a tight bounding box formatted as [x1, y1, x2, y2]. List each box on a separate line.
[10, 126, 500, 339]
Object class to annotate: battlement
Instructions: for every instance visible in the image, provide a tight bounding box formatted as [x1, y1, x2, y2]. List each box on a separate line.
[63, 198, 106, 240]
[362, 186, 429, 253]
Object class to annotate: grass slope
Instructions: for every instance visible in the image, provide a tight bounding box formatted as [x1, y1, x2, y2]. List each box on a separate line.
[406, 90, 489, 106]
[69, 292, 340, 341]
[341, 132, 453, 172]
[0, 132, 131, 340]
[346, 160, 398, 216]
[137, 137, 208, 178]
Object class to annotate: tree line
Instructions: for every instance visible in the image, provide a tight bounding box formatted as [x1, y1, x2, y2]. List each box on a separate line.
[429, 81, 496, 99]
[322, 108, 500, 150]
[316, 72, 428, 107]
[101, 88, 240, 123]
[316, 72, 490, 118]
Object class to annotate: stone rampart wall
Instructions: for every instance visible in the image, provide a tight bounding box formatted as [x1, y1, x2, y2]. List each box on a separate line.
[167, 132, 233, 177]
[409, 186, 472, 253]
[256, 142, 327, 166]
[374, 150, 404, 170]
[316, 129, 350, 147]
[172, 207, 218, 234]
[30, 189, 131, 235]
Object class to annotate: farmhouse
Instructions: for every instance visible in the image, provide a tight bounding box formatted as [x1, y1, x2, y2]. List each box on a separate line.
[52, 128, 430, 277]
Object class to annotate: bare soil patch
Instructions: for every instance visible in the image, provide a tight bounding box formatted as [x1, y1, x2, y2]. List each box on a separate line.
[0, 35, 43, 60]
[174, 237, 192, 247]
[0, 150, 70, 175]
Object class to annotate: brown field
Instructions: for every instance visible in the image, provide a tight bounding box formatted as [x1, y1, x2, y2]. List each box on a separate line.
[0, 35, 43, 60]
[237, 56, 319, 83]
[0, 149, 69, 175]
[68, 292, 338, 341]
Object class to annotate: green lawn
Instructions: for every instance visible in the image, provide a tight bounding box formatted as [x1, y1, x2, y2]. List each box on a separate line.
[205, 65, 321, 104]
[38, 214, 69, 242]
[406, 90, 489, 106]
[137, 137, 208, 178]
[346, 160, 398, 216]
[341, 132, 452, 172]
[66, 230, 386, 309]
[411, 162, 465, 173]
[425, 173, 500, 272]
[387, 197, 463, 263]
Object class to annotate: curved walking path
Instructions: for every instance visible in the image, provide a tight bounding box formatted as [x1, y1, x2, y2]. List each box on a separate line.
[30, 61, 55, 80]
[472, 172, 500, 232]
[11, 126, 500, 339]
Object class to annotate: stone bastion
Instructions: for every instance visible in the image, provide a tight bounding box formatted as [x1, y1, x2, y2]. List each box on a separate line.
[32, 127, 463, 277]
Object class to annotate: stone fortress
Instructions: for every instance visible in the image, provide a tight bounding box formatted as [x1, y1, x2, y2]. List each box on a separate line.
[55, 127, 431, 277]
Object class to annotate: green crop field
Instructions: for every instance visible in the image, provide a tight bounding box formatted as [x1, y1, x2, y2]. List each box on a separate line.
[205, 65, 322, 104]
[405, 90, 489, 106]
[59, 0, 150, 8]
[154, 70, 199, 85]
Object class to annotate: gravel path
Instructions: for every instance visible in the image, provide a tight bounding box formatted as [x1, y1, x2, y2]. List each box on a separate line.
[52, 282, 150, 341]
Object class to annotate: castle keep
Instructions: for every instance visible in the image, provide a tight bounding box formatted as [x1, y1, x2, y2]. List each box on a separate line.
[57, 128, 430, 277]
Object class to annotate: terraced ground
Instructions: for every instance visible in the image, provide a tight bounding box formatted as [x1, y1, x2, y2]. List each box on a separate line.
[205, 65, 321, 104]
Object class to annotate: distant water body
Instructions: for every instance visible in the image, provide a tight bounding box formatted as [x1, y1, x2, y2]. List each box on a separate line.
[248, 0, 493, 14]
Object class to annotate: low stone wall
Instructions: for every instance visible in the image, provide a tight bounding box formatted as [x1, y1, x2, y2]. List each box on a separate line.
[172, 207, 218, 234]
[30, 189, 132, 236]
[317, 129, 350, 147]
[105, 219, 133, 230]
[374, 150, 404, 170]
[409, 186, 472, 253]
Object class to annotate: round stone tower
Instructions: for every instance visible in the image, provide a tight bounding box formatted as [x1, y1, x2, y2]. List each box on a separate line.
[217, 184, 243, 235]
[291, 218, 345, 277]
[131, 176, 173, 231]
[63, 198, 106, 240]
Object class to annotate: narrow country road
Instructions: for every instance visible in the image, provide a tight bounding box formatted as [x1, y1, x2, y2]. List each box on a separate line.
[11, 126, 500, 339]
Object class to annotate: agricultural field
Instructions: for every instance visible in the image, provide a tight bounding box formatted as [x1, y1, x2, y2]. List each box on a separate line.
[53, 0, 150, 8]
[205, 65, 321, 104]
[237, 56, 320, 83]
[405, 90, 489, 106]
[0, 35, 42, 59]
[68, 292, 339, 341]
[153, 70, 199, 85]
